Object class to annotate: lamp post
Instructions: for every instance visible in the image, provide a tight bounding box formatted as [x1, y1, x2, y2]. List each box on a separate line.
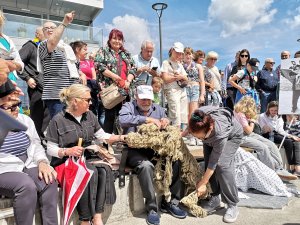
[152, 2, 167, 106]
[152, 2, 168, 65]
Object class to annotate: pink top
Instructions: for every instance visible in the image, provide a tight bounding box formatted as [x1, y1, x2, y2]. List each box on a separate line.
[234, 112, 249, 128]
[80, 60, 95, 80]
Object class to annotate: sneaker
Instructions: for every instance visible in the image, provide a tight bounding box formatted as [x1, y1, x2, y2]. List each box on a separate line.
[188, 137, 196, 146]
[201, 195, 223, 214]
[196, 138, 203, 146]
[276, 168, 298, 180]
[293, 170, 300, 177]
[161, 201, 187, 219]
[146, 210, 160, 225]
[223, 205, 239, 223]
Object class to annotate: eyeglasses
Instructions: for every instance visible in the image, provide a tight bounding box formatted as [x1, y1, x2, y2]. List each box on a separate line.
[281, 55, 289, 59]
[209, 58, 218, 61]
[267, 62, 275, 65]
[43, 26, 57, 31]
[0, 101, 22, 111]
[77, 98, 92, 103]
[240, 55, 249, 58]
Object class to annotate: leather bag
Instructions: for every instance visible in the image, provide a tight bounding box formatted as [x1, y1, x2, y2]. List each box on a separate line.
[100, 83, 126, 109]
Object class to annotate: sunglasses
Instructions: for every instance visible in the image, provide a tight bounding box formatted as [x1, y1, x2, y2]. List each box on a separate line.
[209, 58, 218, 61]
[77, 98, 92, 103]
[0, 101, 22, 111]
[240, 55, 249, 58]
[267, 62, 275, 65]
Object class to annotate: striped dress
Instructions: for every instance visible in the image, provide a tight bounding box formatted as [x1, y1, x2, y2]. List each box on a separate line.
[0, 131, 30, 156]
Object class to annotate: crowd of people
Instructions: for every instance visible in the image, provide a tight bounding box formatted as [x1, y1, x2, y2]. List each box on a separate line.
[1, 10, 300, 225]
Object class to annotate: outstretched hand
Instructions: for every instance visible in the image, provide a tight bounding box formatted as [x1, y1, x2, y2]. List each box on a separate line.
[63, 11, 75, 26]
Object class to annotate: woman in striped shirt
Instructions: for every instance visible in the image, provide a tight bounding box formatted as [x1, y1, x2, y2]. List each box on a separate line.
[0, 81, 58, 225]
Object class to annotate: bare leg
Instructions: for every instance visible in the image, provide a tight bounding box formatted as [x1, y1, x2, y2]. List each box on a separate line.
[93, 213, 104, 225]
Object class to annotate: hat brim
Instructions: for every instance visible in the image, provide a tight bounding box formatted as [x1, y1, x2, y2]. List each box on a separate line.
[173, 48, 184, 53]
[137, 94, 154, 100]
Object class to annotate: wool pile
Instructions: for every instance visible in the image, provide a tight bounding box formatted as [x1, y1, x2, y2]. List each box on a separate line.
[126, 124, 209, 217]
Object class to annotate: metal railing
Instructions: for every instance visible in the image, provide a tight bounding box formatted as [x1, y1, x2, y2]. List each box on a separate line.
[3, 13, 103, 46]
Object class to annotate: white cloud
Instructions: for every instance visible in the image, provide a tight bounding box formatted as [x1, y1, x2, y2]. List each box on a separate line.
[285, 6, 300, 28]
[103, 14, 152, 55]
[208, 0, 277, 37]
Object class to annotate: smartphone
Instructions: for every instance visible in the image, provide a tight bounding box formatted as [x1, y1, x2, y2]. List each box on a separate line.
[152, 66, 158, 71]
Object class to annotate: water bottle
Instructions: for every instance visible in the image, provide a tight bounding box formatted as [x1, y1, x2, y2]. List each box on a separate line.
[269, 130, 274, 142]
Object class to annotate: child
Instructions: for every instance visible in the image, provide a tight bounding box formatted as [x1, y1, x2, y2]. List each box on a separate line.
[151, 76, 163, 105]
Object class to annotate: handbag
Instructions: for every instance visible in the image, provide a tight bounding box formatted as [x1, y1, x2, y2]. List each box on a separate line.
[100, 83, 126, 109]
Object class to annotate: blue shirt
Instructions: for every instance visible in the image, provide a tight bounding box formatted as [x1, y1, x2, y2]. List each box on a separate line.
[256, 68, 279, 92]
[119, 100, 166, 134]
[0, 131, 30, 156]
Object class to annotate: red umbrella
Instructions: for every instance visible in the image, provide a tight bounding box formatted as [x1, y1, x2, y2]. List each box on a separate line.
[62, 156, 93, 225]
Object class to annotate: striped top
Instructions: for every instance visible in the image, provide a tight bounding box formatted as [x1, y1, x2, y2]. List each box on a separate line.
[39, 40, 77, 100]
[0, 131, 30, 156]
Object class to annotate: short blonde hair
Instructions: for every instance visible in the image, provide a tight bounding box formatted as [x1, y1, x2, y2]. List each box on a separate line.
[60, 84, 90, 108]
[152, 77, 163, 86]
[205, 51, 219, 61]
[234, 96, 257, 120]
[0, 10, 5, 28]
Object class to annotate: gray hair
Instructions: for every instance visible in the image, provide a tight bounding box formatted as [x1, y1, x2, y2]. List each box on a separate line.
[206, 51, 219, 61]
[141, 40, 155, 50]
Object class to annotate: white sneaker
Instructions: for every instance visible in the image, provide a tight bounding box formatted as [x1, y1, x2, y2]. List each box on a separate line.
[223, 205, 239, 223]
[188, 137, 196, 146]
[196, 138, 203, 146]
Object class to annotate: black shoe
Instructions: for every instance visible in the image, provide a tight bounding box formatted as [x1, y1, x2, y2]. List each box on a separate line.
[161, 201, 187, 219]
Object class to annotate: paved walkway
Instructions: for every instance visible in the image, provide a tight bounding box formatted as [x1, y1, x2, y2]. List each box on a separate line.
[109, 173, 300, 225]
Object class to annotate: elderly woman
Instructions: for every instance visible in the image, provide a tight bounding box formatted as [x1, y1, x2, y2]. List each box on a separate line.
[0, 10, 24, 81]
[259, 101, 300, 176]
[0, 79, 58, 225]
[46, 84, 125, 225]
[188, 106, 243, 223]
[94, 29, 136, 134]
[203, 51, 222, 106]
[161, 42, 188, 129]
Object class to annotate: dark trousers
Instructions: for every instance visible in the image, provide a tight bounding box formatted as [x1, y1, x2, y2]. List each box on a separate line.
[259, 90, 276, 113]
[86, 80, 99, 116]
[103, 103, 122, 134]
[273, 133, 300, 166]
[226, 87, 236, 111]
[44, 99, 65, 119]
[127, 148, 184, 212]
[28, 88, 50, 138]
[292, 90, 300, 112]
[203, 135, 241, 206]
[0, 167, 58, 225]
[76, 163, 115, 221]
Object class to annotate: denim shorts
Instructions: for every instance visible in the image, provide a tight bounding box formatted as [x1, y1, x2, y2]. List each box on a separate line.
[186, 85, 200, 102]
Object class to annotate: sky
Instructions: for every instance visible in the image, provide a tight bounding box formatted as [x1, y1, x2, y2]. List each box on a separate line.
[94, 0, 300, 70]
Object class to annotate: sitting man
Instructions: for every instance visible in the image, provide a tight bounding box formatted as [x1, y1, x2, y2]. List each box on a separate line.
[119, 85, 187, 225]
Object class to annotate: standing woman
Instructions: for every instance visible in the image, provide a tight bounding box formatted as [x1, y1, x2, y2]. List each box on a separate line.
[161, 42, 188, 128]
[94, 29, 136, 133]
[230, 49, 250, 76]
[183, 47, 205, 145]
[189, 106, 243, 223]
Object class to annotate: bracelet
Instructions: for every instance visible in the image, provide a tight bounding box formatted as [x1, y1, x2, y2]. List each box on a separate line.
[61, 23, 67, 28]
[63, 148, 67, 156]
[119, 135, 122, 141]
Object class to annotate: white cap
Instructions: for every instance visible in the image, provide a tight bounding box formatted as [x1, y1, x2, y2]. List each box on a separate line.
[172, 42, 184, 53]
[136, 85, 154, 100]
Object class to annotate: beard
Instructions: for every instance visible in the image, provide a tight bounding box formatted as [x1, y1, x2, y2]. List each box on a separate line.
[138, 105, 151, 112]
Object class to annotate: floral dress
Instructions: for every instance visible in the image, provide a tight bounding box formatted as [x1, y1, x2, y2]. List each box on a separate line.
[94, 46, 136, 96]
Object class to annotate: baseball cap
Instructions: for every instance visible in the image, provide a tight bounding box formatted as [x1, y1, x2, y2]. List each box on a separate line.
[248, 58, 260, 71]
[136, 85, 154, 100]
[172, 42, 184, 53]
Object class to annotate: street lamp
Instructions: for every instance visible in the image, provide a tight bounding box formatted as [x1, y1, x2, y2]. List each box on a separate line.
[152, 2, 168, 65]
[152, 3, 167, 107]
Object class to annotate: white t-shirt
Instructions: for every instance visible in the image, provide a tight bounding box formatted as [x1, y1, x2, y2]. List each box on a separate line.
[161, 59, 187, 90]
[236, 69, 251, 89]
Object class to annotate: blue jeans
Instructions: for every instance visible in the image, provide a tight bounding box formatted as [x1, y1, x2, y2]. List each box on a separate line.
[259, 91, 276, 113]
[186, 85, 200, 102]
[44, 100, 65, 119]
